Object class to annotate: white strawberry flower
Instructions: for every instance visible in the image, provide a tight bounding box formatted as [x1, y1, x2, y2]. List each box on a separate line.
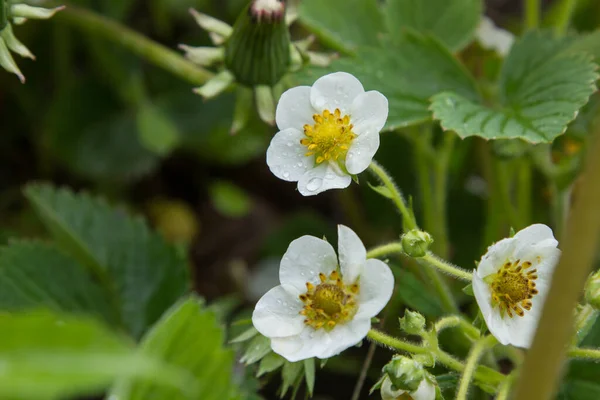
[475, 16, 514, 57]
[252, 225, 394, 361]
[380, 376, 436, 400]
[473, 224, 561, 348]
[266, 72, 388, 196]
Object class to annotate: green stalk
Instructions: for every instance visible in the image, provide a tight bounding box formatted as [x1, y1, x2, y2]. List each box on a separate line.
[516, 158, 532, 227]
[456, 336, 498, 400]
[0, 0, 7, 31]
[366, 242, 403, 259]
[513, 132, 600, 400]
[57, 6, 213, 85]
[554, 0, 578, 35]
[525, 0, 541, 30]
[368, 160, 418, 231]
[431, 132, 455, 258]
[367, 329, 427, 354]
[568, 347, 600, 360]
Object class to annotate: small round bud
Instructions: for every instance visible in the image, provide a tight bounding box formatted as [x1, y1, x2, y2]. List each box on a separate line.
[401, 230, 434, 258]
[382, 356, 424, 392]
[585, 271, 600, 310]
[399, 310, 426, 336]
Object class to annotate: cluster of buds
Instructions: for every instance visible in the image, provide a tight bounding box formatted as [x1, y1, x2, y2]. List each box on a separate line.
[0, 1, 64, 82]
[180, 0, 336, 130]
[401, 229, 434, 258]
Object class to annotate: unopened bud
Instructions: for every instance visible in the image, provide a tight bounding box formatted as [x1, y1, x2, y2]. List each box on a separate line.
[224, 0, 291, 86]
[382, 356, 424, 393]
[401, 230, 433, 258]
[585, 271, 600, 310]
[399, 310, 426, 336]
[10, 4, 65, 20]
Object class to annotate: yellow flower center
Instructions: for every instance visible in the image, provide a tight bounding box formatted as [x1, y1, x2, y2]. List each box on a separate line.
[300, 108, 356, 165]
[488, 259, 539, 318]
[299, 270, 359, 331]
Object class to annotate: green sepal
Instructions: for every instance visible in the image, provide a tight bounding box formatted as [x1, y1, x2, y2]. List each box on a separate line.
[225, 2, 291, 86]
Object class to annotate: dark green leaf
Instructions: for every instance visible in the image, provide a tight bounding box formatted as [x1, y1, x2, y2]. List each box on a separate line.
[137, 102, 181, 156]
[295, 32, 479, 130]
[281, 361, 304, 398]
[24, 184, 190, 339]
[385, 0, 482, 52]
[0, 241, 117, 325]
[110, 296, 237, 400]
[431, 32, 598, 143]
[298, 0, 384, 53]
[396, 269, 445, 317]
[0, 310, 189, 400]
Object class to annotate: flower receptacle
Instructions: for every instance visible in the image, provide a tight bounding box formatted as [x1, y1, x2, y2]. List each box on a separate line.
[401, 230, 434, 258]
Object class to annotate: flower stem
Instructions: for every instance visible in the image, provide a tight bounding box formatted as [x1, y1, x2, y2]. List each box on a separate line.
[513, 131, 600, 400]
[367, 329, 426, 354]
[368, 160, 418, 231]
[57, 6, 213, 86]
[555, 0, 578, 35]
[496, 374, 514, 400]
[420, 253, 473, 281]
[0, 0, 7, 31]
[568, 347, 600, 360]
[456, 336, 498, 400]
[435, 316, 480, 339]
[525, 0, 540, 29]
[366, 242, 403, 259]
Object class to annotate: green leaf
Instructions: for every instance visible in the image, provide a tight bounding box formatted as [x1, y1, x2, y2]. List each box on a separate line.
[384, 0, 482, 52]
[242, 334, 272, 364]
[0, 310, 189, 400]
[431, 32, 598, 143]
[24, 184, 190, 339]
[565, 30, 600, 65]
[304, 358, 316, 396]
[209, 180, 253, 218]
[461, 283, 474, 296]
[46, 79, 159, 183]
[396, 269, 445, 317]
[295, 32, 479, 130]
[367, 182, 394, 199]
[110, 296, 237, 400]
[298, 0, 384, 54]
[137, 102, 181, 156]
[0, 241, 117, 324]
[257, 352, 286, 377]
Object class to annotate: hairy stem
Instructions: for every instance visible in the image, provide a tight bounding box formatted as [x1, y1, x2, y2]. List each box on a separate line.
[513, 131, 600, 400]
[420, 252, 473, 281]
[568, 347, 600, 360]
[435, 316, 480, 339]
[368, 160, 418, 231]
[366, 242, 403, 259]
[367, 329, 426, 354]
[456, 336, 498, 400]
[57, 6, 213, 86]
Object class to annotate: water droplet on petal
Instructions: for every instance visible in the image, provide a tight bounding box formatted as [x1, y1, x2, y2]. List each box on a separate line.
[283, 171, 290, 178]
[306, 177, 323, 192]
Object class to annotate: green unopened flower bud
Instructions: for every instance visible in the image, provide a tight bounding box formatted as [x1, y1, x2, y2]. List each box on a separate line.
[585, 270, 600, 310]
[382, 356, 424, 393]
[401, 230, 433, 258]
[224, 0, 291, 86]
[399, 310, 426, 336]
[10, 4, 65, 20]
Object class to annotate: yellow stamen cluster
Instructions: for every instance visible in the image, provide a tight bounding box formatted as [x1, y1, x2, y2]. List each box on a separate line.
[300, 109, 356, 165]
[299, 270, 359, 331]
[489, 259, 539, 318]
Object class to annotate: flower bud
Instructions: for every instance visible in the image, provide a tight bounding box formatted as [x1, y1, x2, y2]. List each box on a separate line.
[399, 310, 426, 336]
[585, 270, 600, 310]
[401, 230, 434, 258]
[382, 356, 424, 392]
[10, 4, 65, 20]
[224, 0, 291, 86]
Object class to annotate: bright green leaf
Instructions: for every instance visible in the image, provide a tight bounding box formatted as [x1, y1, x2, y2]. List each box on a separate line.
[565, 30, 600, 65]
[231, 326, 259, 344]
[298, 0, 384, 54]
[431, 32, 598, 143]
[137, 102, 181, 156]
[296, 32, 479, 130]
[385, 0, 482, 52]
[209, 181, 253, 218]
[257, 352, 285, 377]
[111, 296, 237, 400]
[24, 184, 190, 339]
[0, 311, 189, 400]
[367, 182, 394, 199]
[0, 241, 117, 325]
[281, 361, 304, 398]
